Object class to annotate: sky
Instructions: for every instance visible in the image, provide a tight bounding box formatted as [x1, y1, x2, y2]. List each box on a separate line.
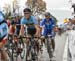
[0, 0, 75, 21]
[0, 0, 74, 10]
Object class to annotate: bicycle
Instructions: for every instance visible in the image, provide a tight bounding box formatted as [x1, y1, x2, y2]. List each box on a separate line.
[25, 35, 40, 61]
[5, 34, 25, 61]
[24, 24, 39, 61]
[15, 35, 25, 61]
[45, 35, 53, 61]
[6, 34, 16, 61]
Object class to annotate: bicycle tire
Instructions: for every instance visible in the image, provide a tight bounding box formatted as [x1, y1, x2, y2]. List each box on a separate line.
[46, 38, 53, 58]
[26, 48, 32, 61]
[26, 39, 38, 61]
[6, 42, 16, 61]
[19, 38, 25, 59]
[20, 49, 25, 59]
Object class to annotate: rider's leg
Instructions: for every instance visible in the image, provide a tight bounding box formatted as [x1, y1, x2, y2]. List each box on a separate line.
[51, 38, 55, 52]
[1, 48, 9, 61]
[51, 31, 56, 52]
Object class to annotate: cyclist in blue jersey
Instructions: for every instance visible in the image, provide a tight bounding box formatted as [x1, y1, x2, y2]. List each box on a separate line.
[40, 12, 56, 53]
[20, 8, 40, 36]
[0, 11, 9, 61]
[20, 8, 41, 60]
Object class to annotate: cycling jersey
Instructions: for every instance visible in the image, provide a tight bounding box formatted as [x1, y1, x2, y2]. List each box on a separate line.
[0, 11, 8, 47]
[11, 20, 20, 35]
[40, 18, 55, 36]
[21, 16, 38, 35]
[21, 16, 38, 25]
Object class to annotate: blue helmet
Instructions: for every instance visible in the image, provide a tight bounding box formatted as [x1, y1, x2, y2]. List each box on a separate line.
[0, 11, 4, 22]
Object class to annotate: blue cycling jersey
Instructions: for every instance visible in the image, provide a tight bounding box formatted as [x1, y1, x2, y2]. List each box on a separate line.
[0, 23, 8, 38]
[21, 16, 38, 25]
[20, 16, 38, 35]
[40, 18, 55, 36]
[0, 12, 8, 41]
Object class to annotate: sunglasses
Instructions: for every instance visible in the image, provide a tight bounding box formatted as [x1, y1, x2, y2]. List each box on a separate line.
[24, 12, 30, 14]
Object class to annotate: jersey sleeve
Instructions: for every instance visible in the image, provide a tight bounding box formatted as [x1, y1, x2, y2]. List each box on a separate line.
[32, 16, 38, 25]
[40, 19, 45, 27]
[52, 18, 56, 27]
[20, 17, 25, 24]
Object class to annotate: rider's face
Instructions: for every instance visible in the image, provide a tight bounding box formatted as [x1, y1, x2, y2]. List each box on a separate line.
[15, 16, 19, 21]
[45, 15, 50, 19]
[24, 12, 31, 19]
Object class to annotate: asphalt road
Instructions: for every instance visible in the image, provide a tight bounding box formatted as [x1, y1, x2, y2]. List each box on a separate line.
[9, 33, 67, 61]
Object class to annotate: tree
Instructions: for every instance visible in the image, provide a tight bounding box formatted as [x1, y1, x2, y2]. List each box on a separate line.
[72, 3, 75, 13]
[25, 0, 58, 23]
[25, 0, 46, 15]
[12, 0, 19, 14]
[51, 15, 58, 24]
[3, 4, 11, 19]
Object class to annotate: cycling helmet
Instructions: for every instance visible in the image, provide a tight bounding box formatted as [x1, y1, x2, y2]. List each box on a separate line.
[63, 18, 68, 23]
[44, 12, 51, 16]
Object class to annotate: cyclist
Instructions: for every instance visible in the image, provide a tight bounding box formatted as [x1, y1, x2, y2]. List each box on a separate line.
[20, 8, 40, 60]
[8, 14, 21, 48]
[57, 23, 64, 35]
[40, 12, 56, 55]
[63, 18, 72, 31]
[20, 8, 40, 37]
[0, 11, 9, 61]
[9, 16, 16, 34]
[11, 14, 21, 35]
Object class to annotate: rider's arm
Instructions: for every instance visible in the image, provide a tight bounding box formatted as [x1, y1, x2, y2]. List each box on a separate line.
[33, 17, 40, 36]
[0, 42, 4, 48]
[9, 21, 12, 34]
[20, 25, 26, 36]
[9, 20, 15, 34]
[51, 19, 56, 32]
[40, 19, 45, 33]
[20, 18, 26, 36]
[52, 19, 56, 28]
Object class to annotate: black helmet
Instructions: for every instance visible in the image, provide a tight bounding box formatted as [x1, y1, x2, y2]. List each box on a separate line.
[45, 12, 51, 16]
[23, 8, 31, 13]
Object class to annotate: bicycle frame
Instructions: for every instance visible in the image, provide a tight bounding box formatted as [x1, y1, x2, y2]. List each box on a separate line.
[26, 36, 38, 61]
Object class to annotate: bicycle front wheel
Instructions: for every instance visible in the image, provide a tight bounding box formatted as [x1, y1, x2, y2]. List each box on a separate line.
[46, 38, 53, 59]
